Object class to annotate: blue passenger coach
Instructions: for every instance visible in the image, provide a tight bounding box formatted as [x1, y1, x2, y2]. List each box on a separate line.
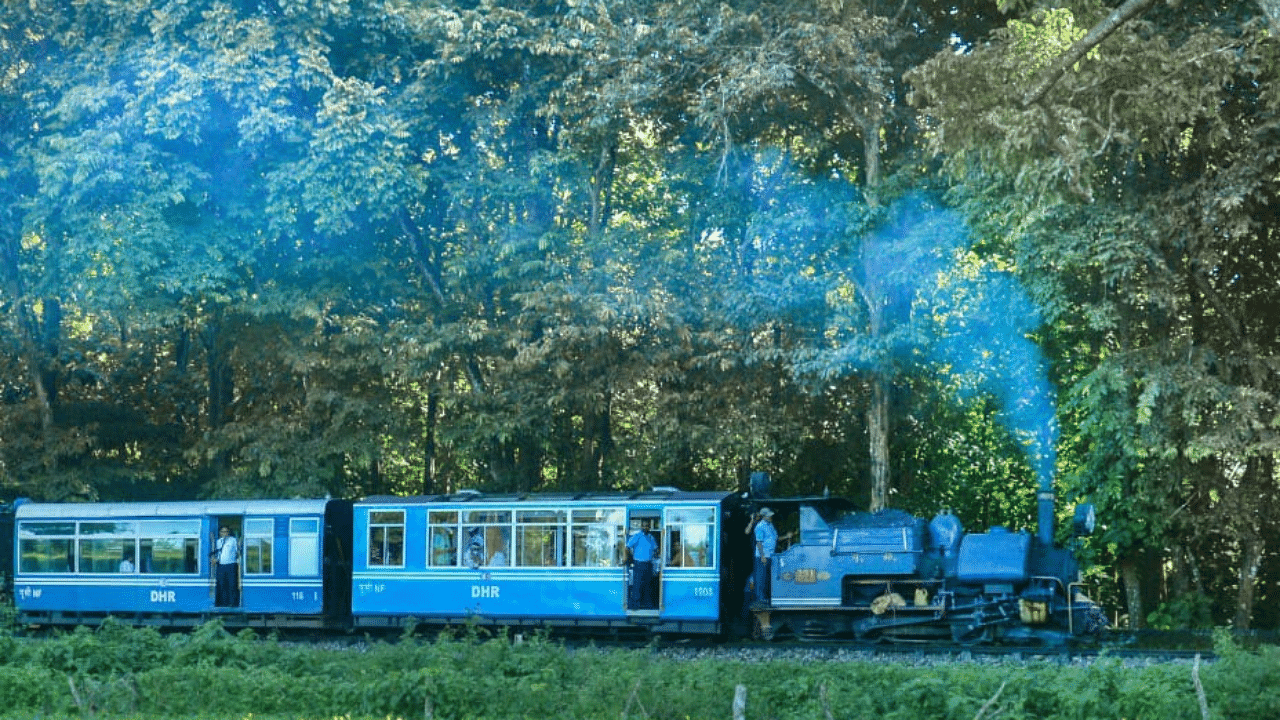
[351, 490, 750, 634]
[13, 499, 352, 627]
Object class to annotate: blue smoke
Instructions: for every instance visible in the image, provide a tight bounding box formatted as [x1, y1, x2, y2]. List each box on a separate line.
[861, 194, 1058, 485]
[724, 157, 1059, 486]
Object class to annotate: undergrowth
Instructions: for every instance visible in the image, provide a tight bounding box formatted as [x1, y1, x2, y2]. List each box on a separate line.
[0, 618, 1275, 719]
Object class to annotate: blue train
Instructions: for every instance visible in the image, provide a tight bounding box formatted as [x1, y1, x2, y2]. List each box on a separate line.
[6, 499, 352, 628]
[0, 487, 1103, 643]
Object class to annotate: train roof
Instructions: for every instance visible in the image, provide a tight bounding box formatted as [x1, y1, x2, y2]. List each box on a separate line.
[15, 498, 340, 520]
[744, 495, 859, 512]
[357, 488, 738, 505]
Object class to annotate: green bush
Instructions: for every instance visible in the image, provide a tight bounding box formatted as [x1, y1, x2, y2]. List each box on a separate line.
[0, 665, 70, 715]
[0, 622, 1276, 720]
[32, 618, 171, 675]
[1201, 634, 1280, 719]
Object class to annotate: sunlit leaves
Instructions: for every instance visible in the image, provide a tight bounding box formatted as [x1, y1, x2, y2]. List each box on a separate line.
[911, 5, 1242, 202]
[926, 3, 1280, 626]
[1007, 8, 1088, 72]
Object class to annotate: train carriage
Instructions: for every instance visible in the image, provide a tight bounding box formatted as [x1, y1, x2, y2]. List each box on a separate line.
[351, 489, 752, 635]
[12, 499, 352, 628]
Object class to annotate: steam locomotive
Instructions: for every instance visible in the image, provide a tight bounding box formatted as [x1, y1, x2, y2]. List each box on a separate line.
[0, 480, 1104, 644]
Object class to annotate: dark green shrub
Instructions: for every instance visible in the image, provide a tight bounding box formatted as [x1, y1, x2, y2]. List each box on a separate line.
[0, 665, 69, 715]
[1202, 634, 1280, 719]
[32, 618, 169, 675]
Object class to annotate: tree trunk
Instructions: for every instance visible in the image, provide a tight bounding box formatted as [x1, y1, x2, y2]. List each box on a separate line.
[202, 320, 235, 478]
[861, 108, 891, 512]
[576, 392, 613, 491]
[867, 374, 890, 511]
[1120, 558, 1145, 629]
[1168, 543, 1191, 600]
[422, 383, 440, 495]
[1229, 456, 1272, 629]
[204, 324, 234, 430]
[1234, 536, 1264, 630]
[588, 137, 617, 238]
[2, 233, 57, 456]
[19, 298, 60, 437]
[861, 113, 882, 206]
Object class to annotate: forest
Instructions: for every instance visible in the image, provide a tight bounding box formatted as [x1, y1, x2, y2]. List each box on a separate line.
[0, 0, 1277, 631]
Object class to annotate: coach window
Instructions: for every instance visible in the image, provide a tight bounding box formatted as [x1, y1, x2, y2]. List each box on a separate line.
[516, 510, 566, 567]
[79, 521, 139, 574]
[428, 511, 458, 566]
[368, 510, 405, 568]
[463, 510, 511, 567]
[570, 508, 625, 567]
[18, 521, 75, 573]
[243, 519, 274, 575]
[289, 518, 320, 576]
[665, 508, 715, 569]
[138, 520, 201, 574]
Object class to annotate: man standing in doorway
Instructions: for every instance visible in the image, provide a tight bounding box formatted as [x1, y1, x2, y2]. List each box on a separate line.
[212, 526, 240, 607]
[751, 508, 776, 609]
[626, 519, 658, 609]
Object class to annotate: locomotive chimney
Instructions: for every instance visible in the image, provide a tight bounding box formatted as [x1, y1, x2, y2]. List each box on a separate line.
[1037, 477, 1054, 546]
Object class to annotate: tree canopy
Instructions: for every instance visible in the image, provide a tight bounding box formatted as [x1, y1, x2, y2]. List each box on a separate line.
[2, 0, 1278, 629]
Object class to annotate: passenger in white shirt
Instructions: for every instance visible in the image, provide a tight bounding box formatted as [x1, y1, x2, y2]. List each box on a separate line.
[211, 526, 240, 607]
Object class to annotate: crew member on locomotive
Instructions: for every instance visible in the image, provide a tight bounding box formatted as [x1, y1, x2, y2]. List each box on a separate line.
[748, 508, 776, 608]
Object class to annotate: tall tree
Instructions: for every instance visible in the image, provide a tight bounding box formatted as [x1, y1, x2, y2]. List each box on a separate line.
[911, 0, 1280, 627]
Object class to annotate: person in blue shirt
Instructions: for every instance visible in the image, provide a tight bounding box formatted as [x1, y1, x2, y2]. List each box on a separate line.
[750, 508, 776, 609]
[625, 520, 659, 609]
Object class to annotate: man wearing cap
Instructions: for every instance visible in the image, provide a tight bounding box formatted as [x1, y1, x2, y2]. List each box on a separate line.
[752, 508, 777, 608]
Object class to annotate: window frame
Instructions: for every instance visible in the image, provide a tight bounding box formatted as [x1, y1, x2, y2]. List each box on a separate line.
[515, 509, 566, 567]
[289, 517, 320, 577]
[427, 511, 459, 567]
[462, 509, 511, 568]
[367, 509, 405, 569]
[18, 518, 204, 576]
[569, 508, 625, 568]
[663, 506, 717, 570]
[18, 521, 76, 574]
[243, 518, 274, 576]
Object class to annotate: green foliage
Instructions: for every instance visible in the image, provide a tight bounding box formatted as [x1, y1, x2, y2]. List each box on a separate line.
[1148, 593, 1215, 631]
[1204, 635, 1280, 719]
[0, 666, 70, 715]
[33, 619, 169, 675]
[916, 0, 1280, 629]
[1, 622, 1278, 719]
